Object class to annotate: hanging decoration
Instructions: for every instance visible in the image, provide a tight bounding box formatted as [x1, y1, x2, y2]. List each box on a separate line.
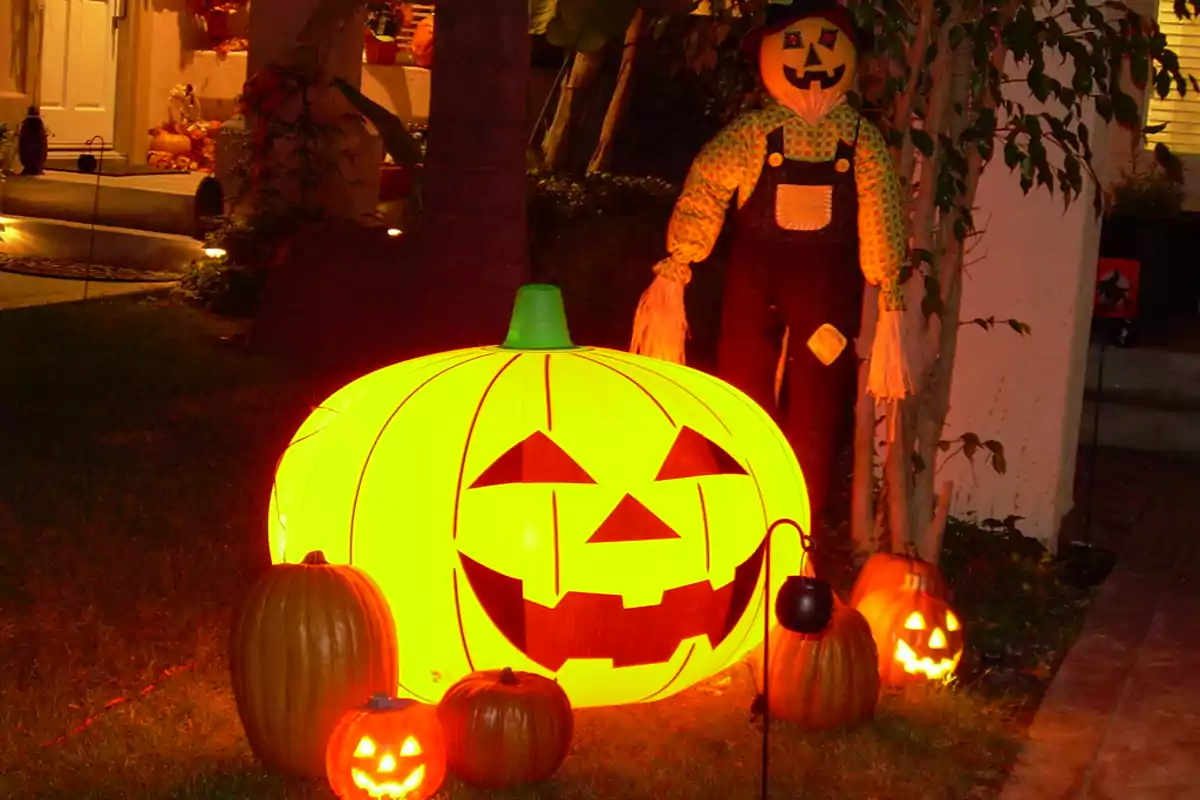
[630, 0, 912, 538]
[437, 667, 574, 788]
[268, 284, 812, 709]
[230, 551, 399, 778]
[855, 571, 964, 685]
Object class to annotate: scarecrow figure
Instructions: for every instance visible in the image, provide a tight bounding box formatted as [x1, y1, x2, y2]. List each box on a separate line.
[631, 0, 911, 531]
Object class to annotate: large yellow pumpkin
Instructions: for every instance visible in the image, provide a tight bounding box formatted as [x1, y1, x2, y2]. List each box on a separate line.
[230, 551, 399, 777]
[268, 285, 810, 708]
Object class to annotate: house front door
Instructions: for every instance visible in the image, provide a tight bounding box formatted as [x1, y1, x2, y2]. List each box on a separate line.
[38, 0, 121, 149]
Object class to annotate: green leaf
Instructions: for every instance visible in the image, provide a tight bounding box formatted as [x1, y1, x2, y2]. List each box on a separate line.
[922, 274, 944, 319]
[545, 0, 638, 53]
[529, 0, 558, 36]
[1113, 89, 1141, 127]
[961, 432, 982, 461]
[1007, 318, 1032, 335]
[330, 77, 422, 171]
[911, 128, 935, 157]
[984, 439, 1007, 474]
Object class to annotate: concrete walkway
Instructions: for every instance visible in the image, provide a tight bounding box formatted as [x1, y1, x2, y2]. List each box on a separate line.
[1001, 448, 1200, 800]
[0, 272, 169, 311]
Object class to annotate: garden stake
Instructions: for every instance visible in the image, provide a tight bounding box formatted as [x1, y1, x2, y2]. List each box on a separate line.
[79, 135, 106, 303]
[760, 518, 833, 800]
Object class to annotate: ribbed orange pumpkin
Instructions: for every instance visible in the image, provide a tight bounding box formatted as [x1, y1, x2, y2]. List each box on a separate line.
[437, 667, 574, 788]
[230, 550, 399, 778]
[855, 573, 964, 686]
[848, 550, 949, 608]
[756, 601, 880, 729]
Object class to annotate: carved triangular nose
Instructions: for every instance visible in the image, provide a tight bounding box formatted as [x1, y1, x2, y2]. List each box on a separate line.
[587, 494, 681, 543]
[805, 45, 822, 67]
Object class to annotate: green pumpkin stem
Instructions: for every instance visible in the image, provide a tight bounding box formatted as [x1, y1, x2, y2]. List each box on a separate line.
[499, 667, 519, 685]
[301, 551, 329, 566]
[500, 284, 577, 351]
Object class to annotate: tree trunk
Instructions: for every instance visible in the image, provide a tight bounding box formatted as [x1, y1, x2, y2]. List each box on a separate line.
[417, 0, 531, 349]
[588, 9, 644, 174]
[542, 50, 604, 171]
[909, 1, 1021, 558]
[850, 285, 881, 555]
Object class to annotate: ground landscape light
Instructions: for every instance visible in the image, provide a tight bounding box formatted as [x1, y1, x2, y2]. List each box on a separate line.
[204, 247, 227, 259]
[267, 284, 814, 708]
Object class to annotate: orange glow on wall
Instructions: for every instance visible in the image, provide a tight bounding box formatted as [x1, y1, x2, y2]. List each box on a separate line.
[269, 285, 811, 708]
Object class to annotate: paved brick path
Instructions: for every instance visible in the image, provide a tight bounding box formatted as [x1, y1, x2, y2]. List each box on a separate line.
[1001, 447, 1200, 800]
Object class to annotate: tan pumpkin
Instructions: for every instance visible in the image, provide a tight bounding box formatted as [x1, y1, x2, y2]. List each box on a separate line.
[756, 601, 879, 729]
[438, 667, 574, 788]
[411, 14, 434, 68]
[149, 129, 192, 156]
[230, 550, 399, 778]
[848, 550, 949, 608]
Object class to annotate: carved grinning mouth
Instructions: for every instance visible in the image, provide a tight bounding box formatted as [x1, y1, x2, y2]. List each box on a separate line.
[784, 64, 846, 91]
[458, 538, 767, 671]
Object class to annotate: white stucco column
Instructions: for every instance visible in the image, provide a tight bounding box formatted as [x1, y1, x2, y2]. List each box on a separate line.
[218, 0, 379, 218]
[939, 69, 1108, 550]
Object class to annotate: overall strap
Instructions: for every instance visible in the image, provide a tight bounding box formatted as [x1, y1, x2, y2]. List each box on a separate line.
[766, 126, 786, 156]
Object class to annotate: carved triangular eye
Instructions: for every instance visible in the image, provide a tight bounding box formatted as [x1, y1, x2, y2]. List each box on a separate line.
[471, 432, 596, 487]
[655, 427, 747, 481]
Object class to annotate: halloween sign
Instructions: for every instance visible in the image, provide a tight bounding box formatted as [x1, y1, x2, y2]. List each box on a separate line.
[269, 285, 812, 708]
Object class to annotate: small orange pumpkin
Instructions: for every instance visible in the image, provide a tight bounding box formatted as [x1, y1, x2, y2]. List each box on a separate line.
[756, 601, 879, 729]
[149, 129, 192, 156]
[855, 573, 964, 685]
[438, 667, 574, 788]
[325, 695, 447, 800]
[848, 550, 949, 608]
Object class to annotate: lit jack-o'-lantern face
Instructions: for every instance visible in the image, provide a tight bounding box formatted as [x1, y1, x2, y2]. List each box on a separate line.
[857, 577, 965, 686]
[760, 16, 858, 123]
[893, 606, 962, 682]
[325, 696, 446, 800]
[270, 286, 810, 708]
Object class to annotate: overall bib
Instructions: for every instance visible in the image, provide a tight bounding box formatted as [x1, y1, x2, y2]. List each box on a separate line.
[717, 123, 865, 532]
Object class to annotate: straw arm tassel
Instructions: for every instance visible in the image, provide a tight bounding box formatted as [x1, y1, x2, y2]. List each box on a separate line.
[630, 262, 690, 365]
[867, 307, 913, 402]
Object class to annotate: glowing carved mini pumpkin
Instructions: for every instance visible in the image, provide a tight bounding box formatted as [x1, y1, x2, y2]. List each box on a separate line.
[856, 573, 964, 685]
[758, 7, 858, 124]
[230, 550, 398, 778]
[756, 600, 879, 729]
[848, 550, 949, 608]
[269, 284, 811, 708]
[438, 667, 574, 788]
[325, 695, 447, 800]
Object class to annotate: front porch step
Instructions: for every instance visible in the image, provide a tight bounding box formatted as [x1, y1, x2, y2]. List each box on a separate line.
[1, 171, 203, 236]
[1079, 343, 1200, 453]
[0, 215, 203, 274]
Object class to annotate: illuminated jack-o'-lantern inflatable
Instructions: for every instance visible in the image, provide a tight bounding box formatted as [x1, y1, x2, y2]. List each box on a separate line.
[269, 284, 811, 708]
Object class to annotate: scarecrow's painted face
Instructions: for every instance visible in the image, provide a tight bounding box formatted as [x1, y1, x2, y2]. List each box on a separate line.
[760, 16, 858, 119]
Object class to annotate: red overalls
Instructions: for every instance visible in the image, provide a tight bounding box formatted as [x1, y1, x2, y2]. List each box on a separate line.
[716, 122, 864, 532]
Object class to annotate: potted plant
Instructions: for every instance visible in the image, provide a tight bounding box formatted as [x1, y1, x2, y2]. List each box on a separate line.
[1100, 133, 1192, 330]
[365, 3, 406, 65]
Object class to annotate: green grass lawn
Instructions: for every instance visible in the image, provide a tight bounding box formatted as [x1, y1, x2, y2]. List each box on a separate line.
[0, 295, 1021, 799]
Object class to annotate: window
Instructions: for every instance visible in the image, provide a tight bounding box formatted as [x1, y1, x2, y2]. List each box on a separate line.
[1146, 0, 1200, 155]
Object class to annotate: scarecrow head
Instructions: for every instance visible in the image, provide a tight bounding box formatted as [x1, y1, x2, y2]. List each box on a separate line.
[746, 0, 862, 124]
